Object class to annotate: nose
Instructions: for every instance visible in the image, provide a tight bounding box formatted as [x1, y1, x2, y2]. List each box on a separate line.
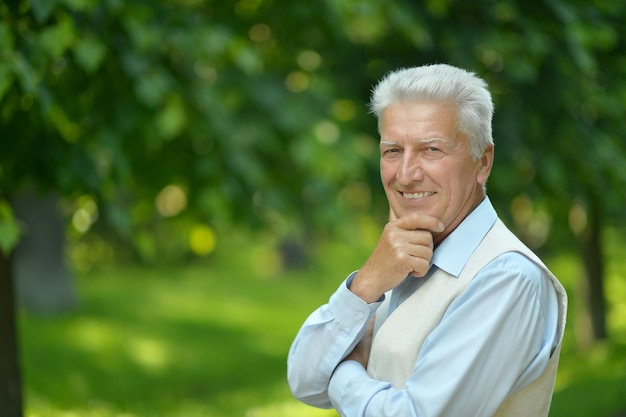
[396, 152, 424, 185]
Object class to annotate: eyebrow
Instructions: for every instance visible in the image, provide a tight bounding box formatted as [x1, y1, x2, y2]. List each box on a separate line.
[419, 137, 452, 146]
[379, 137, 453, 148]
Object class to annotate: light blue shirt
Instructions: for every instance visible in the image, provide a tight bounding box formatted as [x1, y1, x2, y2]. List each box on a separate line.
[287, 198, 560, 416]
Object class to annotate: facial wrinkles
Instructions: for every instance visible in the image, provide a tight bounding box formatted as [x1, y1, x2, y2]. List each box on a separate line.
[397, 152, 423, 185]
[409, 138, 450, 154]
[380, 112, 460, 154]
[379, 101, 490, 246]
[379, 137, 456, 153]
[401, 138, 457, 182]
[379, 140, 397, 149]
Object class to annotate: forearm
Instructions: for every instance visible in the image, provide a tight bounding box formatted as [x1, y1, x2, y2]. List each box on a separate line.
[287, 275, 381, 407]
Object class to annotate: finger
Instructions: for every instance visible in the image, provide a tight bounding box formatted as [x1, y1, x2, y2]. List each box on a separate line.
[395, 212, 444, 233]
[407, 242, 434, 260]
[396, 230, 435, 252]
[408, 257, 432, 278]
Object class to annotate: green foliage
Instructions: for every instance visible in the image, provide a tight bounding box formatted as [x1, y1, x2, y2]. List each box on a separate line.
[0, 199, 21, 254]
[1, 0, 625, 258]
[0, 0, 382, 256]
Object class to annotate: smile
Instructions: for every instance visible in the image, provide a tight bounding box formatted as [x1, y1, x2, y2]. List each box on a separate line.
[401, 191, 435, 199]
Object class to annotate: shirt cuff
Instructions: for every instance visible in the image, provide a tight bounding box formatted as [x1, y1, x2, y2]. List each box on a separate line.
[328, 360, 370, 413]
[329, 360, 394, 416]
[347, 271, 386, 304]
[328, 272, 383, 322]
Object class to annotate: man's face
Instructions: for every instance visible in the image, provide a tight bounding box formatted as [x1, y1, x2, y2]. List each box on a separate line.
[379, 101, 493, 244]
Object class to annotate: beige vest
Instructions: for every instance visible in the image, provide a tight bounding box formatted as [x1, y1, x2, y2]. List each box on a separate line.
[367, 219, 568, 417]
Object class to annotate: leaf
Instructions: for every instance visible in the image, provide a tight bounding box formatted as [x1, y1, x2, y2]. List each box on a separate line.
[0, 22, 14, 50]
[0, 201, 21, 254]
[12, 54, 38, 93]
[47, 104, 80, 142]
[0, 63, 13, 102]
[106, 203, 132, 238]
[135, 69, 171, 106]
[30, 0, 59, 23]
[74, 35, 107, 73]
[122, 13, 162, 52]
[0, 23, 15, 101]
[39, 15, 75, 58]
[156, 94, 186, 140]
[229, 41, 263, 75]
[60, 0, 99, 11]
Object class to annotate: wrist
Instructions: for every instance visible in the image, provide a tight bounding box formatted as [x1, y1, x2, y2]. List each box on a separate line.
[348, 271, 385, 303]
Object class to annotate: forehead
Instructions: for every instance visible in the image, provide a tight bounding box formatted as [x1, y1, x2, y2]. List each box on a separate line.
[380, 101, 460, 141]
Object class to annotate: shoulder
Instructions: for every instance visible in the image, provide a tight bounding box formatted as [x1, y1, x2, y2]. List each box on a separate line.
[487, 251, 543, 275]
[474, 251, 553, 299]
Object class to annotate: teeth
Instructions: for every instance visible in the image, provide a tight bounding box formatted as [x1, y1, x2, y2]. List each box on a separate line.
[403, 192, 433, 199]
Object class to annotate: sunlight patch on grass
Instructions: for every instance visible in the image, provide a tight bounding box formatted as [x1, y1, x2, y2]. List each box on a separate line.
[68, 317, 172, 374]
[606, 270, 626, 340]
[25, 394, 137, 417]
[604, 227, 626, 343]
[70, 318, 119, 353]
[246, 400, 338, 417]
[126, 336, 170, 373]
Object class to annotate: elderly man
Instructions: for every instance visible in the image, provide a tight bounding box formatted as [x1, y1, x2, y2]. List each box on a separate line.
[287, 64, 567, 417]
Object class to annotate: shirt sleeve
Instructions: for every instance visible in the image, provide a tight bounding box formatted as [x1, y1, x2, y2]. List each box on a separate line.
[327, 253, 559, 417]
[287, 272, 383, 408]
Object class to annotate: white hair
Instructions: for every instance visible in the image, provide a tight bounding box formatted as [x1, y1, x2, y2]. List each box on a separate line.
[369, 64, 494, 160]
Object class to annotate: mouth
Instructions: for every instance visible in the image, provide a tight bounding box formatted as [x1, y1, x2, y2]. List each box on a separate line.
[401, 191, 435, 200]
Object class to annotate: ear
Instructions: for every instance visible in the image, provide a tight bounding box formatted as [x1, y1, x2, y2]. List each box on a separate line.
[477, 145, 494, 185]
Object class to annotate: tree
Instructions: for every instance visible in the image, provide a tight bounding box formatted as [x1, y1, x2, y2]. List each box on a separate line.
[1, 0, 625, 413]
[0, 244, 22, 416]
[0, 1, 378, 412]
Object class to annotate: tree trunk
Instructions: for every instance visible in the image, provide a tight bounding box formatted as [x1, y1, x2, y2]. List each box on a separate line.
[581, 202, 607, 341]
[12, 189, 77, 314]
[0, 250, 23, 416]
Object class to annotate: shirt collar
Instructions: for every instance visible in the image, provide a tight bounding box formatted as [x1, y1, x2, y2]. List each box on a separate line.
[431, 197, 497, 277]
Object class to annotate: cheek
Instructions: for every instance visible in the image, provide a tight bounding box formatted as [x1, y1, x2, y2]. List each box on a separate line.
[380, 163, 395, 183]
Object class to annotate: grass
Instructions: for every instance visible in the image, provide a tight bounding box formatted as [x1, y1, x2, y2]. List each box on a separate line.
[18, 230, 626, 417]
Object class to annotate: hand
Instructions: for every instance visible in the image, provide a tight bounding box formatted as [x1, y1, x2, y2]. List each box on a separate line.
[344, 316, 375, 368]
[349, 208, 443, 303]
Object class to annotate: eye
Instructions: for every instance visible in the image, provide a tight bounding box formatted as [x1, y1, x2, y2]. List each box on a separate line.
[424, 146, 443, 154]
[381, 147, 400, 156]
[422, 145, 446, 160]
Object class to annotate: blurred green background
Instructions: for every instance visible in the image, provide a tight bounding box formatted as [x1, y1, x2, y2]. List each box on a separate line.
[1, 0, 625, 416]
